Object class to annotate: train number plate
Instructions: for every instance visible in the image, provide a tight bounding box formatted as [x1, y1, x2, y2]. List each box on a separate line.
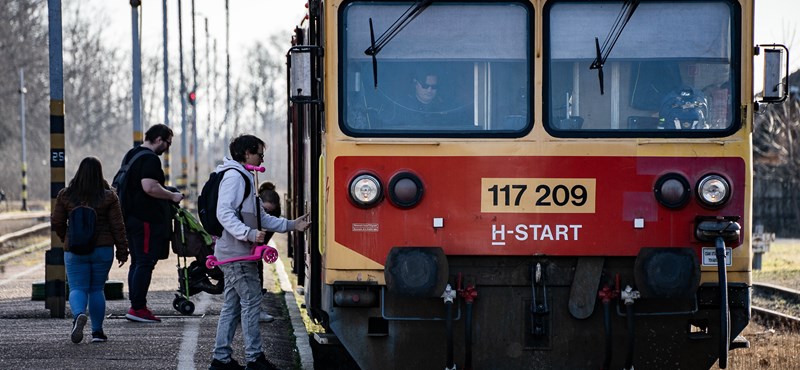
[481, 178, 596, 213]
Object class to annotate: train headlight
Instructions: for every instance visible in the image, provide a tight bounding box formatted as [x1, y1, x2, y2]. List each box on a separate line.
[696, 174, 730, 207]
[654, 173, 691, 209]
[388, 172, 424, 209]
[349, 174, 382, 207]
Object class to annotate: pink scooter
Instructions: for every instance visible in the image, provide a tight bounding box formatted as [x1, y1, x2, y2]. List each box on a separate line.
[205, 163, 278, 269]
[205, 244, 278, 269]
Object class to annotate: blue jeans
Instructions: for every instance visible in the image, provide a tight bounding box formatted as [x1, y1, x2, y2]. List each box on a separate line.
[213, 261, 263, 363]
[126, 216, 169, 309]
[65, 246, 114, 332]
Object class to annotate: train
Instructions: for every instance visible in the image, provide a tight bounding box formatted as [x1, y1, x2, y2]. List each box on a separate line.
[282, 0, 789, 369]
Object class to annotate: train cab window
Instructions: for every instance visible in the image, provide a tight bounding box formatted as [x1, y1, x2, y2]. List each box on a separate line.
[544, 1, 739, 137]
[340, 2, 533, 138]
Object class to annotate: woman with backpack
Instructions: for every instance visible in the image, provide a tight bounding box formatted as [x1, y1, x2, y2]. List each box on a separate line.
[51, 156, 130, 344]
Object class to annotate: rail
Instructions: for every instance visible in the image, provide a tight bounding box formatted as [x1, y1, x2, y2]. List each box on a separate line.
[752, 282, 800, 332]
[0, 211, 49, 221]
[0, 223, 50, 245]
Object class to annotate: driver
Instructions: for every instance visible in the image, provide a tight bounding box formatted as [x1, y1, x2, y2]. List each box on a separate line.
[658, 87, 709, 130]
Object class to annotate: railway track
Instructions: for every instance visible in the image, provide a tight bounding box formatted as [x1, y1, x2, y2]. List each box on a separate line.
[752, 282, 800, 332]
[0, 211, 50, 257]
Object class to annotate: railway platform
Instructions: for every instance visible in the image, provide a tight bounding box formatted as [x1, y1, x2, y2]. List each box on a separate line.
[0, 235, 316, 370]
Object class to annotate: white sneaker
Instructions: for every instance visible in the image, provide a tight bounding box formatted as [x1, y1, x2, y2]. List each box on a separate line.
[259, 312, 274, 323]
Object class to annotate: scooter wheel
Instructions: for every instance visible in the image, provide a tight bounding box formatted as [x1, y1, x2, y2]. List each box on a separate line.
[263, 246, 278, 264]
[205, 256, 218, 269]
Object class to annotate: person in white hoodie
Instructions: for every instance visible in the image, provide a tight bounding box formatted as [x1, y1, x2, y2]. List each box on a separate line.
[209, 134, 310, 370]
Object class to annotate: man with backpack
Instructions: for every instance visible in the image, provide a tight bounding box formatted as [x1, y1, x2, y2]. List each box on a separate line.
[116, 124, 183, 323]
[208, 134, 310, 370]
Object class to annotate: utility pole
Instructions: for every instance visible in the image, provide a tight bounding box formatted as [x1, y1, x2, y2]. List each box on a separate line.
[211, 37, 218, 170]
[163, 0, 171, 184]
[46, 0, 66, 319]
[205, 18, 212, 175]
[178, 0, 188, 194]
[131, 0, 143, 146]
[223, 0, 230, 153]
[19, 69, 28, 212]
[191, 0, 199, 196]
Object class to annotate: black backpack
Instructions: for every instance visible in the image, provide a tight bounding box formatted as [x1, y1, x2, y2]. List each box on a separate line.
[111, 149, 157, 212]
[67, 204, 97, 255]
[198, 168, 251, 237]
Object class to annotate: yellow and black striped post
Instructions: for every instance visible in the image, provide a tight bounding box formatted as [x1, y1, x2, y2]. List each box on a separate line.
[19, 69, 28, 212]
[46, 0, 66, 318]
[164, 153, 171, 186]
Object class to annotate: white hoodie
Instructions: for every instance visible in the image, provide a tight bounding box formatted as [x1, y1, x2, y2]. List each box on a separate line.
[213, 157, 295, 261]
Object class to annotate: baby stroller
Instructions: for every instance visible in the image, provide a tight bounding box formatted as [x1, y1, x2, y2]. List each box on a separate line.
[171, 206, 224, 315]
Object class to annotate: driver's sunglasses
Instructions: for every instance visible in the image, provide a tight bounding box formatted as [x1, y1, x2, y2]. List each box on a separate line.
[417, 81, 438, 90]
[164, 138, 172, 146]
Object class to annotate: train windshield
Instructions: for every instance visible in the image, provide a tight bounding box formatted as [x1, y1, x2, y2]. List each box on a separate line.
[340, 2, 533, 137]
[545, 1, 739, 137]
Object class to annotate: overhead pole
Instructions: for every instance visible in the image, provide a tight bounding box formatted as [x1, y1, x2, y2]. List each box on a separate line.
[191, 0, 199, 196]
[204, 18, 212, 174]
[211, 37, 218, 169]
[19, 69, 28, 212]
[162, 0, 171, 185]
[45, 0, 66, 318]
[131, 0, 144, 146]
[223, 0, 230, 153]
[178, 0, 188, 194]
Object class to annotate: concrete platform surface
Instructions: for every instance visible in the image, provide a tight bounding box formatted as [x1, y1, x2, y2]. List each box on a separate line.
[0, 238, 306, 370]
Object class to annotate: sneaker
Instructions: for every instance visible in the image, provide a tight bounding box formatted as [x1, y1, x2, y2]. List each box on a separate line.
[91, 331, 108, 343]
[125, 307, 162, 323]
[259, 311, 274, 323]
[70, 313, 87, 343]
[209, 358, 245, 370]
[245, 353, 277, 370]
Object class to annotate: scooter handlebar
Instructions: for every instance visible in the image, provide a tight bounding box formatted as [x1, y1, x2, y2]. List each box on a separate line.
[245, 164, 265, 172]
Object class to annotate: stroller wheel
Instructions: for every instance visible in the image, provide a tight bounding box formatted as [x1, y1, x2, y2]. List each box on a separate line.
[178, 300, 195, 315]
[173, 295, 185, 312]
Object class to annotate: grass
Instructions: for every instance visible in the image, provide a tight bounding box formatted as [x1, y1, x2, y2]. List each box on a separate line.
[753, 239, 800, 290]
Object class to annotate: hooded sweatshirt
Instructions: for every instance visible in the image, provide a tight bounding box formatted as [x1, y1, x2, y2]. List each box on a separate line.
[213, 157, 295, 261]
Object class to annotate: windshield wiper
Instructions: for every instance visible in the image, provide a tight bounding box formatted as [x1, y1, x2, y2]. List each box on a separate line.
[364, 0, 434, 88]
[590, 0, 640, 95]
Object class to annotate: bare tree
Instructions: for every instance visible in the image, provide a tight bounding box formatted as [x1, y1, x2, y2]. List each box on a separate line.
[0, 0, 52, 203]
[753, 70, 800, 234]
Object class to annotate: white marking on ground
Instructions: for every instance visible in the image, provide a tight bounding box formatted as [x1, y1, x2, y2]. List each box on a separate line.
[176, 292, 212, 370]
[0, 263, 43, 287]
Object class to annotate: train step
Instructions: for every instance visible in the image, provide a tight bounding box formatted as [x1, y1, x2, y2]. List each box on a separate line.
[731, 335, 750, 349]
[313, 332, 341, 345]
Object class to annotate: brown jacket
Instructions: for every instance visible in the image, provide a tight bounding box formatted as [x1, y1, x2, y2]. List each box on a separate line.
[51, 188, 129, 253]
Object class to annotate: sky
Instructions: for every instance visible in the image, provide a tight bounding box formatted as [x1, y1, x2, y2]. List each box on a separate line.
[85, 0, 798, 94]
[84, 0, 308, 82]
[753, 0, 800, 92]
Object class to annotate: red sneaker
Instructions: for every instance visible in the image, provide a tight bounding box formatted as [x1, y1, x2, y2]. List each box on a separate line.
[125, 307, 162, 323]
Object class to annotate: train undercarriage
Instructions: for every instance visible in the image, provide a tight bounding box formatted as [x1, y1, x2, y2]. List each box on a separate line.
[320, 256, 749, 370]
